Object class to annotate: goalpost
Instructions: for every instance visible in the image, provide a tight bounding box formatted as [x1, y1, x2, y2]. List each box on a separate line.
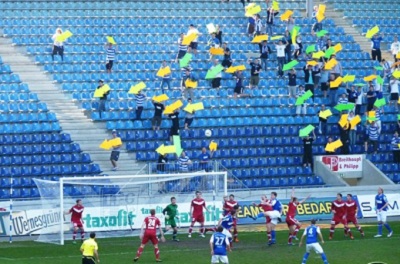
[33, 172, 228, 245]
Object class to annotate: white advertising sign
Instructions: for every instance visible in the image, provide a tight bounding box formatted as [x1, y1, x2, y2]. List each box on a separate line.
[357, 193, 400, 218]
[317, 155, 363, 172]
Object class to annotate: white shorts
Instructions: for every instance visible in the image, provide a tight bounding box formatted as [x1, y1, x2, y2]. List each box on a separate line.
[222, 228, 232, 240]
[377, 210, 387, 222]
[269, 210, 281, 225]
[306, 243, 324, 254]
[211, 255, 229, 264]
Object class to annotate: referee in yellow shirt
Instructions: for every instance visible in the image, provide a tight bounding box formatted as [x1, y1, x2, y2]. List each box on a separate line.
[80, 232, 100, 264]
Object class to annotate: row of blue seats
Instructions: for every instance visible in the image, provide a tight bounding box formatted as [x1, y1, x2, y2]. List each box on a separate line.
[0, 64, 12, 74]
[0, 132, 71, 144]
[360, 27, 400, 36]
[0, 92, 38, 102]
[371, 153, 400, 163]
[0, 187, 40, 199]
[336, 3, 400, 10]
[0, 74, 21, 83]
[0, 153, 91, 165]
[0, 142, 81, 155]
[386, 173, 400, 184]
[0, 122, 61, 134]
[240, 176, 324, 186]
[376, 163, 400, 173]
[0, 83, 29, 92]
[0, 163, 101, 177]
[0, 102, 48, 112]
[0, 112, 57, 123]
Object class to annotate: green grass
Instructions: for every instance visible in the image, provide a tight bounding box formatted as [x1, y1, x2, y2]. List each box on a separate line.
[0, 222, 399, 264]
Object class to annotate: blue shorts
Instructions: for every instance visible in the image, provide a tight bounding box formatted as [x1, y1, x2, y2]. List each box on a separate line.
[110, 151, 120, 161]
[190, 42, 198, 50]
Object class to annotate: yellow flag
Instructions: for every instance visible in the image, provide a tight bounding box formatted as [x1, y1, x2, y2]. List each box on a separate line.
[397, 52, 400, 59]
[109, 137, 122, 147]
[272, 0, 279, 11]
[313, 51, 325, 59]
[225, 66, 236, 74]
[164, 100, 183, 115]
[330, 77, 343, 88]
[163, 106, 174, 115]
[184, 102, 204, 113]
[363, 75, 377, 82]
[182, 33, 197, 45]
[316, 13, 325, 22]
[339, 114, 349, 128]
[156, 66, 171, 78]
[316, 4, 326, 22]
[393, 70, 400, 78]
[99, 139, 112, 150]
[366, 26, 379, 39]
[307, 61, 318, 66]
[94, 88, 105, 98]
[280, 10, 293, 21]
[342, 75, 356, 83]
[251, 35, 268, 43]
[245, 4, 261, 16]
[333, 43, 342, 53]
[152, 94, 169, 103]
[324, 58, 337, 70]
[209, 47, 225, 55]
[185, 79, 198, 88]
[325, 143, 335, 152]
[156, 144, 177, 155]
[56, 30, 73, 42]
[225, 65, 246, 73]
[319, 109, 332, 119]
[350, 115, 361, 129]
[209, 141, 218, 151]
[331, 139, 343, 149]
[106, 36, 116, 45]
[129, 82, 146, 94]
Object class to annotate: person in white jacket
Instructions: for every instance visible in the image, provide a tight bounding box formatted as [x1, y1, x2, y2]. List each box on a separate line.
[390, 36, 400, 62]
[389, 77, 399, 111]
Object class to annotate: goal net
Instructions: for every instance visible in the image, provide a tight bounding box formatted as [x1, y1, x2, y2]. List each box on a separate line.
[33, 172, 228, 245]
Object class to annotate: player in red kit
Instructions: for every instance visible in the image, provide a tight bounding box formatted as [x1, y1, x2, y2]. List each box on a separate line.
[64, 199, 84, 244]
[188, 191, 209, 238]
[345, 194, 364, 239]
[252, 195, 274, 243]
[223, 194, 240, 242]
[329, 193, 352, 240]
[286, 188, 311, 245]
[134, 209, 165, 263]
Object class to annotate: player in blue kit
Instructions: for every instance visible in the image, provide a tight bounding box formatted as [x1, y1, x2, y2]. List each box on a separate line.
[210, 226, 231, 264]
[299, 219, 329, 264]
[374, 187, 393, 238]
[218, 210, 235, 246]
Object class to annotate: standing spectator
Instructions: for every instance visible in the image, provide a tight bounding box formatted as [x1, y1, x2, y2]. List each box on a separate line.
[293, 36, 303, 60]
[317, 104, 328, 135]
[215, 25, 223, 44]
[96, 80, 109, 118]
[312, 60, 321, 93]
[105, 42, 117, 74]
[331, 54, 342, 78]
[364, 121, 380, 154]
[266, 7, 279, 36]
[240, 0, 250, 7]
[187, 24, 201, 55]
[248, 58, 262, 89]
[366, 85, 376, 112]
[260, 40, 272, 71]
[328, 73, 340, 107]
[221, 42, 232, 68]
[152, 100, 164, 131]
[158, 60, 171, 93]
[255, 14, 264, 35]
[169, 109, 180, 142]
[157, 153, 168, 193]
[210, 59, 222, 89]
[51, 28, 64, 61]
[184, 98, 195, 130]
[208, 33, 221, 61]
[303, 65, 317, 100]
[288, 68, 297, 98]
[284, 31, 292, 63]
[381, 59, 393, 81]
[275, 40, 286, 78]
[325, 137, 335, 155]
[391, 131, 400, 163]
[247, 15, 256, 37]
[355, 86, 364, 115]
[391, 36, 400, 62]
[176, 33, 188, 62]
[110, 130, 122, 171]
[134, 90, 146, 121]
[346, 84, 358, 104]
[199, 147, 215, 172]
[373, 105, 383, 134]
[389, 77, 399, 111]
[371, 33, 384, 62]
[320, 64, 330, 98]
[233, 71, 251, 99]
[302, 130, 316, 168]
[316, 36, 325, 51]
[296, 85, 307, 116]
[337, 93, 348, 105]
[178, 151, 191, 172]
[286, 16, 295, 33]
[339, 122, 351, 154]
[348, 111, 357, 150]
[324, 39, 333, 51]
[311, 5, 322, 33]
[181, 67, 194, 100]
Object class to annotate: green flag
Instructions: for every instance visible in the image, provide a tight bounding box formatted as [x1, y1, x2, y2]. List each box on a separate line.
[302, 90, 313, 101]
[282, 60, 299, 71]
[316, 30, 328, 37]
[205, 64, 224, 79]
[295, 97, 305, 106]
[374, 66, 383, 71]
[397, 114, 400, 120]
[334, 103, 355, 112]
[376, 75, 384, 85]
[299, 125, 315, 137]
[367, 117, 377, 121]
[374, 98, 386, 108]
[306, 45, 316, 54]
[179, 53, 192, 68]
[173, 135, 183, 156]
[324, 47, 336, 58]
[354, 83, 365, 87]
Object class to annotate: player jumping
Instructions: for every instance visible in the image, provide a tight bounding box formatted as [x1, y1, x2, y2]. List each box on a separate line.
[329, 193, 352, 240]
[287, 188, 311, 245]
[188, 191, 210, 238]
[252, 195, 274, 244]
[345, 194, 364, 238]
[134, 209, 165, 263]
[162, 196, 180, 242]
[65, 199, 85, 244]
[223, 194, 239, 242]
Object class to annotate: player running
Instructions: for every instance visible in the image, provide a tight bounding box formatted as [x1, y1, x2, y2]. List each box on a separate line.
[299, 219, 329, 264]
[268, 192, 283, 245]
[252, 195, 274, 244]
[65, 199, 85, 244]
[188, 191, 210, 238]
[134, 209, 165, 263]
[287, 188, 311, 245]
[329, 193, 352, 240]
[210, 226, 231, 264]
[345, 194, 364, 238]
[374, 187, 393, 238]
[223, 194, 239, 242]
[162, 196, 180, 242]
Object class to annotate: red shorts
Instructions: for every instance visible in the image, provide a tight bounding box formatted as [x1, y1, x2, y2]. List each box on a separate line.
[266, 217, 271, 224]
[286, 216, 298, 227]
[331, 216, 347, 226]
[142, 233, 158, 245]
[346, 217, 358, 225]
[72, 221, 83, 228]
[192, 214, 204, 223]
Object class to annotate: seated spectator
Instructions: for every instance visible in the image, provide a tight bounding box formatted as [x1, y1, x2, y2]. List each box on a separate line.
[392, 131, 400, 163]
[296, 85, 307, 116]
[364, 120, 380, 154]
[337, 93, 349, 105]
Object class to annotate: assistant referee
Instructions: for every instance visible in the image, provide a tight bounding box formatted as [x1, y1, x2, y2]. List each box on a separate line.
[80, 232, 100, 264]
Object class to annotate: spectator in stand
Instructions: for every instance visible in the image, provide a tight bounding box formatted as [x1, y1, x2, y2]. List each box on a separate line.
[286, 15, 295, 33]
[348, 111, 357, 150]
[233, 71, 251, 99]
[312, 60, 321, 93]
[391, 36, 400, 62]
[199, 147, 215, 172]
[187, 24, 201, 55]
[324, 39, 333, 51]
[181, 67, 194, 100]
[96, 80, 109, 118]
[346, 84, 358, 104]
[247, 15, 256, 37]
[373, 105, 383, 134]
[176, 33, 188, 62]
[210, 59, 222, 89]
[110, 130, 122, 171]
[371, 33, 384, 62]
[284, 31, 292, 63]
[311, 6, 322, 33]
[260, 40, 272, 71]
[389, 76, 399, 111]
[159, 60, 171, 93]
[208, 32, 221, 61]
[51, 28, 64, 61]
[330, 54, 342, 78]
[391, 131, 400, 163]
[275, 40, 286, 78]
[221, 42, 232, 68]
[365, 120, 380, 154]
[397, 120, 400, 134]
[320, 63, 330, 98]
[152, 100, 165, 131]
[339, 122, 351, 154]
[240, 0, 250, 8]
[317, 104, 328, 135]
[178, 151, 191, 172]
[325, 137, 335, 155]
[328, 73, 340, 107]
[134, 90, 146, 121]
[355, 86, 364, 115]
[302, 130, 316, 168]
[215, 25, 223, 44]
[382, 59, 393, 83]
[105, 42, 117, 74]
[184, 98, 194, 130]
[296, 85, 307, 116]
[293, 36, 303, 60]
[157, 153, 168, 193]
[248, 58, 262, 89]
[303, 64, 318, 100]
[266, 7, 279, 36]
[316, 36, 325, 52]
[337, 93, 349, 105]
[288, 68, 297, 98]
[255, 14, 264, 36]
[366, 85, 377, 112]
[169, 109, 180, 142]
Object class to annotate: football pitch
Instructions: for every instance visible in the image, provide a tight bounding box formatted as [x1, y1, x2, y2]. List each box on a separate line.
[0, 222, 399, 264]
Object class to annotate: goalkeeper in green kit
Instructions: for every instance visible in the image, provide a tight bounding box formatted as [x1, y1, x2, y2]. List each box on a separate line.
[163, 197, 180, 242]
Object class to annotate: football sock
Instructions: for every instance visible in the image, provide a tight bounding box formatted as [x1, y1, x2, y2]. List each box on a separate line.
[72, 230, 77, 240]
[293, 225, 300, 236]
[154, 248, 160, 259]
[344, 228, 348, 235]
[321, 253, 328, 263]
[378, 223, 383, 234]
[200, 225, 205, 234]
[384, 223, 392, 232]
[80, 230, 85, 240]
[233, 227, 238, 238]
[271, 230, 276, 241]
[267, 231, 271, 241]
[173, 230, 177, 239]
[329, 225, 335, 238]
[346, 228, 352, 237]
[302, 252, 310, 263]
[188, 226, 193, 234]
[357, 226, 364, 234]
[136, 247, 144, 258]
[288, 232, 293, 243]
[256, 213, 264, 218]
